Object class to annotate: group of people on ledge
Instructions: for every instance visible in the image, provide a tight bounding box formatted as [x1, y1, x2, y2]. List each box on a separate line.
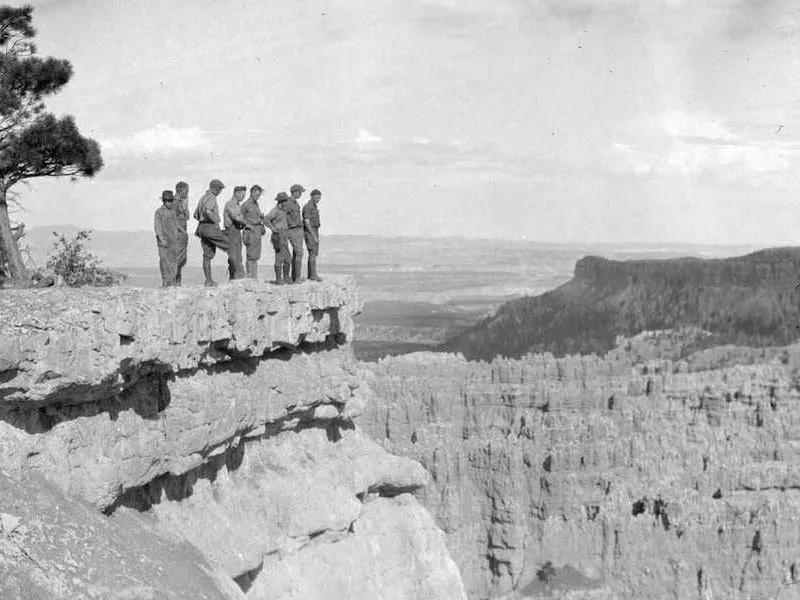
[154, 179, 323, 288]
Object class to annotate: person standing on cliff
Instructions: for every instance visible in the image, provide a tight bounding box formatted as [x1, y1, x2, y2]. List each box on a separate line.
[223, 185, 250, 281]
[193, 179, 230, 288]
[173, 181, 190, 286]
[154, 190, 179, 288]
[285, 184, 305, 283]
[302, 188, 322, 281]
[264, 191, 291, 285]
[241, 184, 266, 279]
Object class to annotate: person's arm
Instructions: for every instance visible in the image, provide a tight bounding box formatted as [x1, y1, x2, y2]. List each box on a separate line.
[264, 207, 279, 233]
[154, 211, 166, 247]
[177, 198, 190, 222]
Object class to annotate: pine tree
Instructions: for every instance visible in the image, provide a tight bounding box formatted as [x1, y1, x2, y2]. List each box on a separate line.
[0, 5, 102, 283]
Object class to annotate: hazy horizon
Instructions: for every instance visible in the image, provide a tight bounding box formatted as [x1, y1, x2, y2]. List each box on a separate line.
[23, 223, 772, 251]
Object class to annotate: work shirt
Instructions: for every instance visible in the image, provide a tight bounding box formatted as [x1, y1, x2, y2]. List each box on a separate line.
[223, 197, 247, 230]
[175, 195, 190, 234]
[283, 198, 303, 229]
[241, 197, 264, 228]
[193, 190, 221, 224]
[302, 199, 320, 229]
[264, 204, 289, 232]
[154, 205, 179, 247]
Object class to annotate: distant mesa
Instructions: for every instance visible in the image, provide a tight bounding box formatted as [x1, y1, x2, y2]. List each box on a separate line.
[441, 247, 800, 361]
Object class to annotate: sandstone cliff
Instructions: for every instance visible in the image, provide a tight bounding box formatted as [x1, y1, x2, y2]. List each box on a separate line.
[359, 342, 800, 599]
[0, 279, 466, 600]
[442, 247, 800, 360]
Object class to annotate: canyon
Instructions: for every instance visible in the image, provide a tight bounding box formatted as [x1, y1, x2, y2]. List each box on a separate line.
[0, 279, 465, 599]
[359, 335, 800, 599]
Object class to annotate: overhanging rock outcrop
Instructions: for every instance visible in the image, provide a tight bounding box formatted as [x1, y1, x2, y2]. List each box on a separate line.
[0, 278, 467, 600]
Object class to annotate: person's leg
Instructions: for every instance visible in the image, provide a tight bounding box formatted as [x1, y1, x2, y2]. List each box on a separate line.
[288, 228, 305, 283]
[232, 230, 245, 279]
[271, 233, 285, 284]
[305, 228, 320, 281]
[199, 231, 217, 287]
[280, 232, 292, 283]
[174, 234, 188, 286]
[158, 245, 172, 287]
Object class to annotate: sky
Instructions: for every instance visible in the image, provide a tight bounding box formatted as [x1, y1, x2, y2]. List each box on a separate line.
[9, 0, 800, 244]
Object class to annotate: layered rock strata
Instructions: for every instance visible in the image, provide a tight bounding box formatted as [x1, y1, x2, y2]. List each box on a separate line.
[0, 279, 466, 600]
[359, 346, 800, 600]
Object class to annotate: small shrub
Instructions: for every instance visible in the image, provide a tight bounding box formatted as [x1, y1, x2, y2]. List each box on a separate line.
[46, 229, 125, 287]
[537, 561, 556, 584]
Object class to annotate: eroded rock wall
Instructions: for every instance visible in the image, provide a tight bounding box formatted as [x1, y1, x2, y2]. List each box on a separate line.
[359, 348, 800, 600]
[0, 279, 466, 600]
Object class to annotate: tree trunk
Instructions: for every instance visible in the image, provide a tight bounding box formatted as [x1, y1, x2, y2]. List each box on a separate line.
[0, 188, 28, 281]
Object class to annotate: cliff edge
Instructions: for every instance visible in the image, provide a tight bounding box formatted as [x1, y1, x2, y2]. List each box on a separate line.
[442, 247, 800, 360]
[0, 278, 466, 600]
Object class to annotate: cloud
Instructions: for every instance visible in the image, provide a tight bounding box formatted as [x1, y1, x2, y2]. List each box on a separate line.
[609, 110, 800, 178]
[656, 110, 737, 142]
[102, 124, 212, 158]
[355, 129, 383, 145]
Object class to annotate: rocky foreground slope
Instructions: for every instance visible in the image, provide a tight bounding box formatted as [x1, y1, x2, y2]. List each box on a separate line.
[359, 339, 800, 599]
[0, 279, 466, 600]
[442, 247, 800, 360]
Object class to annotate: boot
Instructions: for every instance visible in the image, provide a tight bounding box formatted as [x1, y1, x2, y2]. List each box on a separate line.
[203, 257, 216, 287]
[283, 262, 291, 284]
[272, 265, 285, 285]
[292, 254, 305, 284]
[308, 256, 322, 282]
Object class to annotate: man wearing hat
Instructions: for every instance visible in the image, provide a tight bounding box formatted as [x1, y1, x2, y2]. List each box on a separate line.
[192, 179, 230, 287]
[154, 190, 179, 287]
[285, 184, 305, 283]
[173, 181, 190, 286]
[302, 188, 323, 281]
[264, 192, 291, 285]
[223, 185, 249, 281]
[241, 185, 266, 279]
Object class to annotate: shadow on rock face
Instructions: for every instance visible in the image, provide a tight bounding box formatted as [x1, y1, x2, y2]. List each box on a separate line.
[108, 438, 248, 515]
[517, 563, 603, 599]
[0, 365, 175, 434]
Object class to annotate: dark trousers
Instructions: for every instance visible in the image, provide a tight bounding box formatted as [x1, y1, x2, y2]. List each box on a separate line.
[226, 228, 245, 280]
